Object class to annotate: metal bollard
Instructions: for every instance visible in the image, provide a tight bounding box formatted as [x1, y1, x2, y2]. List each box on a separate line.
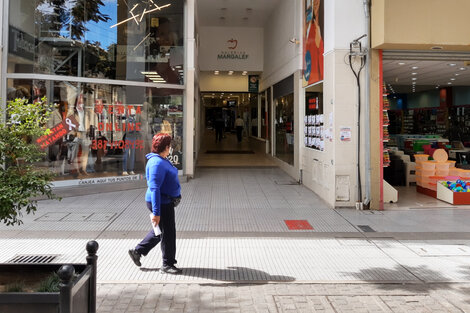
[58, 264, 75, 313]
[86, 240, 99, 313]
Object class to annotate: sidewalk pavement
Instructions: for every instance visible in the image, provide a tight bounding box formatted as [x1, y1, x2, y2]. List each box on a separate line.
[2, 168, 470, 312]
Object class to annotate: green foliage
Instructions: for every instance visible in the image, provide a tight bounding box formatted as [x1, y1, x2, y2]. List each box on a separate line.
[36, 272, 60, 293]
[0, 98, 58, 226]
[5, 281, 25, 292]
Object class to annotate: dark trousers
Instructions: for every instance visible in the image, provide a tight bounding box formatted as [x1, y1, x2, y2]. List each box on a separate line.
[215, 127, 223, 142]
[135, 202, 177, 266]
[236, 126, 243, 142]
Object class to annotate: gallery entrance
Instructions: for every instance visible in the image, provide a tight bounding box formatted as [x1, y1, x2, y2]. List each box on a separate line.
[197, 91, 275, 167]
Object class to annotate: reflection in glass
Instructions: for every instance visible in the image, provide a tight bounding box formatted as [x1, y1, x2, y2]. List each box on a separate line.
[8, 0, 184, 84]
[7, 79, 184, 180]
[275, 93, 294, 165]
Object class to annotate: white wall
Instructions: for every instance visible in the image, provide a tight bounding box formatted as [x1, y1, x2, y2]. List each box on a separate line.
[300, 0, 367, 207]
[260, 0, 302, 91]
[199, 26, 263, 71]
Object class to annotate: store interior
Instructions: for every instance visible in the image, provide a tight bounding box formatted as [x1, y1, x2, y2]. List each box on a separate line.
[382, 58, 470, 209]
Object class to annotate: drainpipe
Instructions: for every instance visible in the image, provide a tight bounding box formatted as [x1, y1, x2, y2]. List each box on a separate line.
[363, 0, 371, 209]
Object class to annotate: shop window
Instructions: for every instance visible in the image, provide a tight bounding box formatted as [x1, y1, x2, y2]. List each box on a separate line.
[7, 79, 183, 181]
[274, 76, 294, 165]
[304, 83, 324, 151]
[274, 93, 294, 165]
[8, 0, 184, 85]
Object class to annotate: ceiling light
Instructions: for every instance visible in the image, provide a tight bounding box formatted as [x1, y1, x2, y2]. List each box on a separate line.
[398, 62, 406, 65]
[411, 72, 418, 75]
[411, 66, 419, 70]
[412, 78, 417, 81]
[228, 71, 234, 75]
[436, 86, 439, 89]
[214, 71, 219, 75]
[450, 78, 456, 81]
[448, 63, 457, 67]
[448, 82, 452, 85]
[455, 73, 460, 76]
[460, 67, 467, 70]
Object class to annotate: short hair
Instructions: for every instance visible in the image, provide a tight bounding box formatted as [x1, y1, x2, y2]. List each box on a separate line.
[152, 133, 172, 154]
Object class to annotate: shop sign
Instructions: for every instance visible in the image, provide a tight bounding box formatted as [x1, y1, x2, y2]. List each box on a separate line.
[248, 75, 259, 93]
[9, 26, 35, 61]
[36, 115, 80, 149]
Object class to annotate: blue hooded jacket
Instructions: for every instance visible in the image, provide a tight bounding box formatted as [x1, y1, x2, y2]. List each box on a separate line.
[145, 153, 181, 216]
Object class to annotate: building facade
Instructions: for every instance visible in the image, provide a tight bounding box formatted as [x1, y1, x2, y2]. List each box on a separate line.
[3, 0, 470, 210]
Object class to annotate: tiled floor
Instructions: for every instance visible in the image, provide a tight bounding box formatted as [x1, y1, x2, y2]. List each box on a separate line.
[384, 185, 470, 210]
[3, 163, 470, 284]
[196, 130, 276, 167]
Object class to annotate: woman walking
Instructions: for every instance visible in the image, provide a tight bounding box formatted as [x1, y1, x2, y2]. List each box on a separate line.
[128, 133, 182, 274]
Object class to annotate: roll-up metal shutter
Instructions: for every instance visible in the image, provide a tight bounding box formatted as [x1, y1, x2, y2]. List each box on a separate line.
[383, 50, 470, 61]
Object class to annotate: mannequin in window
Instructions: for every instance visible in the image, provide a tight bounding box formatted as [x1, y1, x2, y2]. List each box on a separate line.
[122, 109, 139, 176]
[48, 101, 66, 174]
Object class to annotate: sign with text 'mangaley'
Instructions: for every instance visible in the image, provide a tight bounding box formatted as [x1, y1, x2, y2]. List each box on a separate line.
[36, 115, 80, 149]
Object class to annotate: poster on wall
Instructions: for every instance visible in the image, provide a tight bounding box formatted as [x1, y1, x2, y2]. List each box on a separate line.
[303, 0, 324, 87]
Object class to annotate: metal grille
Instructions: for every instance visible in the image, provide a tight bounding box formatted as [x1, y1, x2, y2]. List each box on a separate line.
[7, 254, 58, 264]
[357, 225, 376, 232]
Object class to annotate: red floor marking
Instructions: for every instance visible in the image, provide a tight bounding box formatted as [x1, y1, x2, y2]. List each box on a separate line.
[284, 220, 313, 230]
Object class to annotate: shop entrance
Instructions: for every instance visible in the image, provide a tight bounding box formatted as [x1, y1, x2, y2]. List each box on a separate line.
[197, 91, 275, 167]
[380, 51, 470, 209]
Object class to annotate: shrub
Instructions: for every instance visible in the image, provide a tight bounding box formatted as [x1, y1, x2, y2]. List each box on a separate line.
[0, 98, 58, 226]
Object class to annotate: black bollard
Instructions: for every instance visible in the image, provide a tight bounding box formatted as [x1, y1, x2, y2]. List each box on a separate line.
[86, 240, 99, 313]
[58, 264, 75, 313]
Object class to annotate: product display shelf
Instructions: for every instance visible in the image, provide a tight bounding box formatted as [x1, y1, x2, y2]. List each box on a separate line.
[382, 84, 390, 167]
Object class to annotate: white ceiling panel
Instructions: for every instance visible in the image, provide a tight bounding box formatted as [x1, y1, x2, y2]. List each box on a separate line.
[383, 59, 470, 93]
[197, 0, 282, 27]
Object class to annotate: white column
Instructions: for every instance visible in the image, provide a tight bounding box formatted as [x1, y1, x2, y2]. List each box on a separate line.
[184, 0, 195, 177]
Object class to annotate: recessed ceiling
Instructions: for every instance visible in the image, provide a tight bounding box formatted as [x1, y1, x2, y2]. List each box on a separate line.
[197, 0, 282, 27]
[383, 59, 470, 93]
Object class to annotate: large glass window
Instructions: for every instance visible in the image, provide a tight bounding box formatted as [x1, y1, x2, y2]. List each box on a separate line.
[8, 0, 184, 84]
[7, 79, 183, 180]
[274, 76, 294, 165]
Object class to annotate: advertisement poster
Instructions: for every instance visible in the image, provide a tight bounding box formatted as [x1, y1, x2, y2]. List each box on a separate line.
[303, 0, 324, 87]
[340, 127, 351, 142]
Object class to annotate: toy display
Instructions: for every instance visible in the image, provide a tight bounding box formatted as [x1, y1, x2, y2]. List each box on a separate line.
[441, 180, 470, 192]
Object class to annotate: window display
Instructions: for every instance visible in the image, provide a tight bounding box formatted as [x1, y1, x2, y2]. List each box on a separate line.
[304, 91, 324, 151]
[7, 79, 183, 181]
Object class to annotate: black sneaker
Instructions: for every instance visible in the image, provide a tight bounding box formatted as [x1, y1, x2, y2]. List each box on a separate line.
[128, 249, 141, 267]
[160, 265, 182, 274]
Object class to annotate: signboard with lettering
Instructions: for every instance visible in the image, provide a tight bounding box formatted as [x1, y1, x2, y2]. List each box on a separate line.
[36, 115, 80, 149]
[199, 27, 263, 71]
[9, 26, 35, 61]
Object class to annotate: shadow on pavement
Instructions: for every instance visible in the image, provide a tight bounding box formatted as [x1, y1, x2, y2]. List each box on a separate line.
[140, 266, 295, 282]
[342, 264, 470, 304]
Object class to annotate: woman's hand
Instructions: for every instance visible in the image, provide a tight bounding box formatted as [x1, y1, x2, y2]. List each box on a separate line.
[152, 215, 160, 227]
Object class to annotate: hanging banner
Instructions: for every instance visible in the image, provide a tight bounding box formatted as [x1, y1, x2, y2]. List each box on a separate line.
[248, 75, 259, 93]
[303, 0, 324, 87]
